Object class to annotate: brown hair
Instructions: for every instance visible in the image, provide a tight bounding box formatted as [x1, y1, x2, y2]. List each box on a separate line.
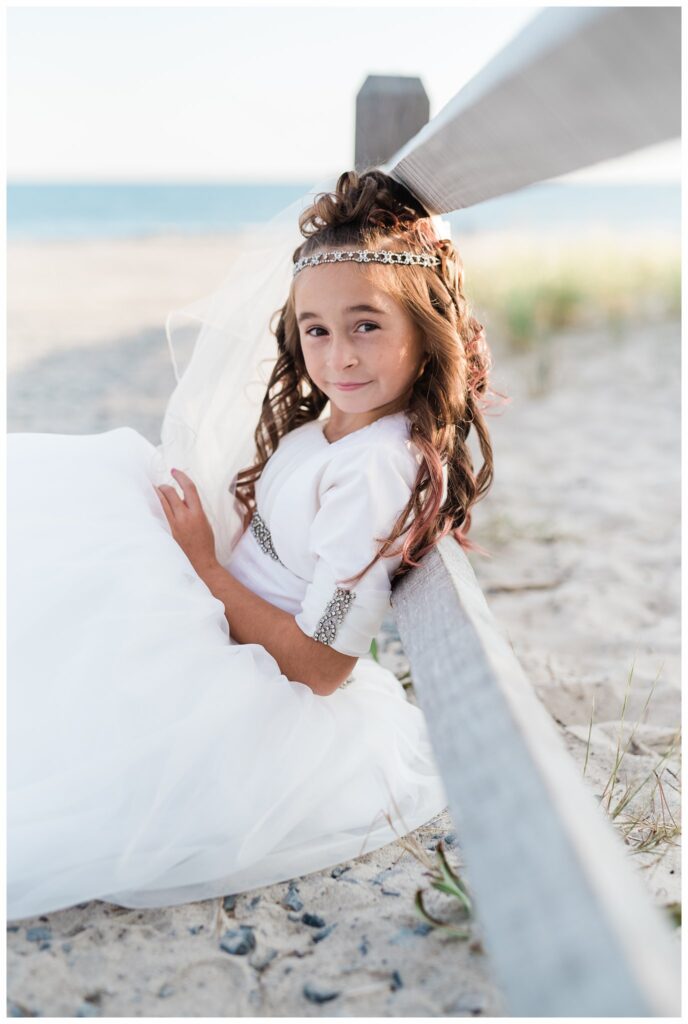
[232, 168, 507, 588]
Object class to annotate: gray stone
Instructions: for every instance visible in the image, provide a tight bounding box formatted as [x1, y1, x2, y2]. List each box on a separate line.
[281, 882, 303, 912]
[301, 912, 326, 929]
[219, 926, 256, 956]
[303, 984, 340, 1005]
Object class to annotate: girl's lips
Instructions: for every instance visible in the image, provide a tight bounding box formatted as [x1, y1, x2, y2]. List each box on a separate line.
[333, 381, 371, 390]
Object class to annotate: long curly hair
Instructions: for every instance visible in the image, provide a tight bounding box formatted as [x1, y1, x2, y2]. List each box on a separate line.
[232, 168, 507, 588]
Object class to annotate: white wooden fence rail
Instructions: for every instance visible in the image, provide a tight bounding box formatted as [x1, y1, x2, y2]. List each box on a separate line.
[367, 6, 682, 1016]
[384, 6, 681, 213]
[391, 541, 680, 1016]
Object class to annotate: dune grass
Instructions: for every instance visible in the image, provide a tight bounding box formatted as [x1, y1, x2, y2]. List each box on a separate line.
[584, 657, 681, 860]
[461, 230, 680, 353]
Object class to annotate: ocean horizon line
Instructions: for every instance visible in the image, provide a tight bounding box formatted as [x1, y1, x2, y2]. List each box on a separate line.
[7, 180, 681, 242]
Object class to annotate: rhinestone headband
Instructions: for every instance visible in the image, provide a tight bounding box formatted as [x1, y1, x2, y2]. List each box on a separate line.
[292, 248, 441, 278]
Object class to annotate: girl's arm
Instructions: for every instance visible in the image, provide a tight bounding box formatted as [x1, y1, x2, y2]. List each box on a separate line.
[154, 469, 356, 697]
[199, 562, 357, 697]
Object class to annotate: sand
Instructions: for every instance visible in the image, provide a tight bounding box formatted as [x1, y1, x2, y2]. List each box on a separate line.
[6, 234, 681, 1016]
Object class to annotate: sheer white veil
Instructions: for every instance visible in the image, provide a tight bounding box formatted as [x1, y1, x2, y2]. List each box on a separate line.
[149, 165, 451, 567]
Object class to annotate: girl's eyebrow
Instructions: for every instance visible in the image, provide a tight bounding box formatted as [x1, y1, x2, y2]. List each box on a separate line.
[297, 303, 387, 324]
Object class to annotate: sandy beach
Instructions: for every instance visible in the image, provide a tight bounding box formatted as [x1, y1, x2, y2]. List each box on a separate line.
[7, 233, 681, 1016]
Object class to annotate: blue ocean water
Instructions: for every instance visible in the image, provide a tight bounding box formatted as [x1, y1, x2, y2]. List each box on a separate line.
[6, 183, 311, 240]
[449, 182, 681, 236]
[6, 181, 681, 241]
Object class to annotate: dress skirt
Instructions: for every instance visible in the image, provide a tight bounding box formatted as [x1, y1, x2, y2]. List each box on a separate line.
[7, 427, 447, 920]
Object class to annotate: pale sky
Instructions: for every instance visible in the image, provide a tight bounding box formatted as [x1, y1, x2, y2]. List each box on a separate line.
[7, 4, 681, 184]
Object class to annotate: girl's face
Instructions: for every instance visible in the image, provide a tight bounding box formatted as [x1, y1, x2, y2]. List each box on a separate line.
[294, 260, 426, 417]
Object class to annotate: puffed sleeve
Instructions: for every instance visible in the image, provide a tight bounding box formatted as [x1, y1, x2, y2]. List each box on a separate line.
[294, 441, 418, 657]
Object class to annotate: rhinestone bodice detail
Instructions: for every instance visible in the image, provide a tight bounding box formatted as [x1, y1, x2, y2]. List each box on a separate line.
[249, 510, 285, 566]
[248, 509, 356, 686]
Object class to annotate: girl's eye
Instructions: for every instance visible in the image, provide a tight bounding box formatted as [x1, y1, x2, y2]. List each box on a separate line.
[305, 322, 379, 337]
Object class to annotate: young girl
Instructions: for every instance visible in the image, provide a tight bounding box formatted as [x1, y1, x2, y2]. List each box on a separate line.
[7, 168, 498, 920]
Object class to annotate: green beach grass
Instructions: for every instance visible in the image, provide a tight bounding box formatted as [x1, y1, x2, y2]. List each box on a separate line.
[462, 230, 680, 352]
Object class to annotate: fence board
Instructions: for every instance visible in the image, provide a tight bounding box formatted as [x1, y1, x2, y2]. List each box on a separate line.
[384, 7, 680, 213]
[391, 539, 681, 1016]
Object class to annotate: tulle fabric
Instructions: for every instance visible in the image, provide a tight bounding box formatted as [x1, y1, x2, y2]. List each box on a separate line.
[7, 427, 447, 920]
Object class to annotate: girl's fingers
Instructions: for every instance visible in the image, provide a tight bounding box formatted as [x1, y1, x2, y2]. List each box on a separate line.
[171, 468, 199, 508]
[157, 483, 185, 515]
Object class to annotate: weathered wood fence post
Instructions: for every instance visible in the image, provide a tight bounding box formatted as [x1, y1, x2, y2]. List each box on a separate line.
[355, 75, 429, 172]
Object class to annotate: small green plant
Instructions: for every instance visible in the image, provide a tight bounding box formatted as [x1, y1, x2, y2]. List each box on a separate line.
[412, 841, 474, 940]
[395, 830, 474, 941]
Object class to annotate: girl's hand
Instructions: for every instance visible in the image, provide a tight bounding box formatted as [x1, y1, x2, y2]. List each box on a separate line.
[154, 469, 219, 579]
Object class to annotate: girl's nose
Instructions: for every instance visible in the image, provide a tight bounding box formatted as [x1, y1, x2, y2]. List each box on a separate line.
[329, 338, 359, 370]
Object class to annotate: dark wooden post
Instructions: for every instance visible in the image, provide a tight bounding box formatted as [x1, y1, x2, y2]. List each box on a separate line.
[355, 75, 429, 172]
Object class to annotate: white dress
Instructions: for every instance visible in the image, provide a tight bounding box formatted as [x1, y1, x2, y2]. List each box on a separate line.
[7, 410, 448, 921]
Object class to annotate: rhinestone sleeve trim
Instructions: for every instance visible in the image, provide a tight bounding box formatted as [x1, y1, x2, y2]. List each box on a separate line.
[249, 511, 285, 566]
[312, 586, 356, 647]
